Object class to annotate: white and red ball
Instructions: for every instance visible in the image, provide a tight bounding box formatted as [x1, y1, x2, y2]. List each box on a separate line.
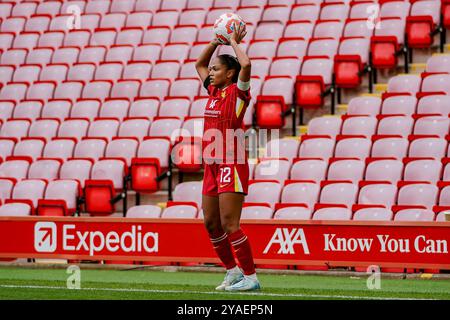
[213, 13, 246, 45]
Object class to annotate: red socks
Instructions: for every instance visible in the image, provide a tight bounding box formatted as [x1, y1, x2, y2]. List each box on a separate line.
[228, 229, 256, 275]
[209, 229, 236, 270]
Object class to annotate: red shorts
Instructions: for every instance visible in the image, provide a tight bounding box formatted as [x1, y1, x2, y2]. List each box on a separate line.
[202, 163, 249, 197]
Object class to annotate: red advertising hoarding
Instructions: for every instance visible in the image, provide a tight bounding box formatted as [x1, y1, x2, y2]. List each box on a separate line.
[0, 217, 449, 269]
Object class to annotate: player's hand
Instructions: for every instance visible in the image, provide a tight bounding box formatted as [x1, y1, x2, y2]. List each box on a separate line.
[230, 22, 247, 45]
[210, 38, 221, 47]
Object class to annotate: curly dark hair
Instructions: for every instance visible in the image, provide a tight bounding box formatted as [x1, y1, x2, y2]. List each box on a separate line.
[217, 54, 241, 83]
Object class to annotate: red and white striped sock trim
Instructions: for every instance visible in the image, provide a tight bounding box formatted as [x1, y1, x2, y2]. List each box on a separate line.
[210, 232, 228, 244]
[230, 235, 248, 247]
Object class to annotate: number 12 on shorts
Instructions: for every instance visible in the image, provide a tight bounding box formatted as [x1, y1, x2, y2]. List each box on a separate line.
[219, 167, 231, 184]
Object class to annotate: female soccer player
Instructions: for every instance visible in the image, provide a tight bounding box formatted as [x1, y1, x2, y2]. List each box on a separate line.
[195, 22, 260, 291]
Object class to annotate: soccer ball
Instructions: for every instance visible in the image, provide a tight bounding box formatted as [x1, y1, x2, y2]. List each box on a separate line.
[213, 13, 246, 45]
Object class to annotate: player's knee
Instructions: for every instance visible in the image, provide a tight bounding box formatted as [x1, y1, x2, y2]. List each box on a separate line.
[221, 219, 239, 234]
[203, 218, 219, 234]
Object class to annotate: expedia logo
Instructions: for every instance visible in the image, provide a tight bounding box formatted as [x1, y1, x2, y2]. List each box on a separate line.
[34, 223, 159, 256]
[34, 222, 57, 253]
[263, 228, 310, 255]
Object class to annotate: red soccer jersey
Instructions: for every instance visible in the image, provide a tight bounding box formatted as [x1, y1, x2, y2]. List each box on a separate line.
[202, 81, 251, 163]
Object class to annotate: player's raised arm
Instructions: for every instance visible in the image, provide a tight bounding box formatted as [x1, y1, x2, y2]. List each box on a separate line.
[195, 39, 220, 84]
[229, 23, 251, 84]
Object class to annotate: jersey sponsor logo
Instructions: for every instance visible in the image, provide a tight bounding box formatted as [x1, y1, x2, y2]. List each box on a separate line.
[209, 99, 218, 109]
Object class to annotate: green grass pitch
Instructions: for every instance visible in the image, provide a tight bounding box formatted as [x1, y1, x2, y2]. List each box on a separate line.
[0, 266, 449, 300]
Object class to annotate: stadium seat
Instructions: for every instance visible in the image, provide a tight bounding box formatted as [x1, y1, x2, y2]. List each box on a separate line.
[273, 206, 312, 220]
[105, 138, 139, 166]
[126, 12, 154, 29]
[39, 64, 69, 83]
[161, 201, 197, 219]
[417, 94, 450, 116]
[110, 0, 136, 14]
[334, 136, 371, 159]
[320, 2, 350, 21]
[54, 80, 84, 102]
[377, 115, 413, 137]
[327, 158, 365, 183]
[341, 115, 377, 137]
[135, 0, 162, 12]
[70, 99, 101, 120]
[394, 209, 435, 222]
[370, 17, 406, 70]
[0, 119, 31, 139]
[13, 65, 41, 83]
[13, 138, 45, 160]
[84, 157, 129, 216]
[307, 116, 342, 138]
[241, 203, 273, 220]
[319, 181, 358, 208]
[59, 159, 93, 188]
[312, 207, 352, 220]
[307, 38, 339, 58]
[396, 182, 439, 211]
[406, 0, 441, 50]
[82, 80, 113, 101]
[57, 118, 90, 140]
[365, 158, 404, 183]
[130, 137, 170, 195]
[126, 205, 162, 218]
[426, 55, 450, 74]
[247, 39, 277, 59]
[11, 179, 47, 209]
[298, 135, 335, 160]
[291, 4, 320, 21]
[85, 0, 111, 15]
[67, 62, 96, 82]
[123, 62, 152, 81]
[353, 207, 393, 221]
[408, 137, 447, 159]
[0, 177, 16, 201]
[0, 202, 32, 217]
[172, 181, 202, 209]
[253, 158, 290, 184]
[403, 159, 442, 184]
[0, 137, 16, 159]
[140, 79, 171, 101]
[12, 100, 43, 120]
[280, 180, 320, 209]
[334, 37, 370, 90]
[37, 180, 81, 216]
[347, 96, 382, 116]
[110, 80, 141, 101]
[290, 158, 327, 183]
[283, 22, 313, 40]
[51, 47, 79, 65]
[170, 25, 198, 44]
[371, 136, 408, 159]
[413, 116, 449, 138]
[264, 138, 300, 162]
[380, 95, 417, 117]
[421, 73, 450, 95]
[295, 57, 334, 115]
[43, 138, 76, 160]
[358, 182, 397, 208]
[74, 138, 107, 160]
[118, 118, 151, 141]
[36, 108, 68, 133]
[245, 180, 282, 209]
[314, 20, 344, 39]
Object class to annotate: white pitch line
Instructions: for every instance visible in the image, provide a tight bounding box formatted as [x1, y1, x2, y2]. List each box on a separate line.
[0, 284, 434, 300]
